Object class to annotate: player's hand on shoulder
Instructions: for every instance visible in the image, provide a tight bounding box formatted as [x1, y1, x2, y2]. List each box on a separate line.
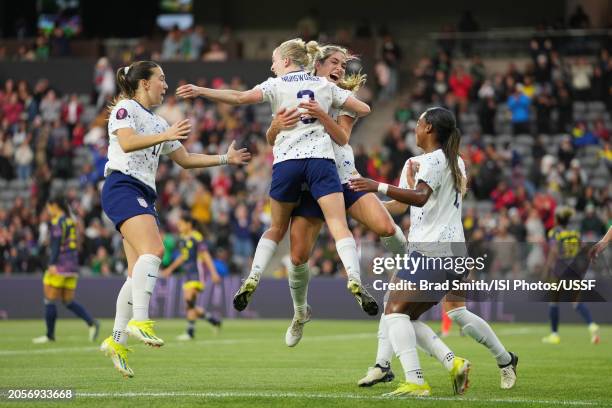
[348, 176, 378, 192]
[176, 84, 201, 99]
[164, 119, 191, 141]
[226, 140, 252, 165]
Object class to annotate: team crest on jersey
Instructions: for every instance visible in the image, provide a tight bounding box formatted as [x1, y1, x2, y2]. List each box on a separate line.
[116, 108, 128, 120]
[137, 197, 148, 208]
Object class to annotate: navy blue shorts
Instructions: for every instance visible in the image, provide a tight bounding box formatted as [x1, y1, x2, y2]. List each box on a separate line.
[292, 183, 367, 220]
[101, 171, 159, 231]
[395, 252, 465, 303]
[270, 159, 342, 203]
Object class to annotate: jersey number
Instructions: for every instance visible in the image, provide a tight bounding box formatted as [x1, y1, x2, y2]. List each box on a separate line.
[152, 144, 161, 156]
[453, 191, 460, 209]
[296, 90, 317, 124]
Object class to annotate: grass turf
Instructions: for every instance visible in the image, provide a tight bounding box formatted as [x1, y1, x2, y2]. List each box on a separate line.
[0, 318, 610, 407]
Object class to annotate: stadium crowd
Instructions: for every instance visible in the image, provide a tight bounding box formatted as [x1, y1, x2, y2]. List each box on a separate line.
[0, 33, 610, 279]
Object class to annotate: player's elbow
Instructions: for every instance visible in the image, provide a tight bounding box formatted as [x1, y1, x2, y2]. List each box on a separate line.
[356, 104, 371, 117]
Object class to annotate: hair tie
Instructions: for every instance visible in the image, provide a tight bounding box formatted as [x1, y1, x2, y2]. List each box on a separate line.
[124, 66, 130, 75]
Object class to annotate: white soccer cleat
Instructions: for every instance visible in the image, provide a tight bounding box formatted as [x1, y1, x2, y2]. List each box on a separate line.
[357, 364, 396, 387]
[32, 335, 54, 344]
[499, 352, 518, 389]
[589, 323, 600, 344]
[176, 333, 193, 341]
[285, 305, 312, 347]
[89, 320, 100, 342]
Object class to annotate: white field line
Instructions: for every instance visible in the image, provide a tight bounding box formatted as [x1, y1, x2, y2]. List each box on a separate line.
[73, 391, 604, 406]
[0, 333, 376, 356]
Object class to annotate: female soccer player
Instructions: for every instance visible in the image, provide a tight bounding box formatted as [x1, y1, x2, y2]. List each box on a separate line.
[542, 207, 600, 345]
[99, 60, 250, 378]
[161, 214, 222, 340]
[33, 197, 100, 344]
[355, 151, 517, 391]
[265, 44, 406, 347]
[176, 39, 377, 316]
[350, 107, 474, 397]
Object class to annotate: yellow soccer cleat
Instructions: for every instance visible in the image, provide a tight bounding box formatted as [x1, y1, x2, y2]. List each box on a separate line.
[542, 333, 561, 345]
[100, 336, 134, 378]
[347, 279, 379, 316]
[233, 275, 260, 311]
[383, 381, 431, 397]
[126, 320, 165, 347]
[589, 323, 600, 344]
[450, 356, 471, 395]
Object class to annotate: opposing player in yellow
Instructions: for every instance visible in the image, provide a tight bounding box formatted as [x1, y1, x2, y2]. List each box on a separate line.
[162, 214, 222, 340]
[542, 207, 600, 345]
[33, 197, 100, 344]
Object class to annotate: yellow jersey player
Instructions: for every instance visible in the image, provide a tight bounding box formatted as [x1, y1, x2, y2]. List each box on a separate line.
[33, 197, 100, 344]
[542, 207, 600, 345]
[162, 214, 222, 340]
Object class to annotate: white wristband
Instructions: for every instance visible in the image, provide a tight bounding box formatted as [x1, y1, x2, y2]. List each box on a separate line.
[377, 183, 389, 195]
[219, 154, 229, 165]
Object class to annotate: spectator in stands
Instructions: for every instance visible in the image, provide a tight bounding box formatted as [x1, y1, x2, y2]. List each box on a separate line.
[50, 26, 70, 57]
[202, 41, 228, 62]
[569, 5, 591, 29]
[14, 140, 33, 181]
[571, 57, 593, 101]
[93, 57, 115, 110]
[162, 25, 182, 60]
[581, 204, 606, 241]
[61, 94, 83, 136]
[507, 84, 531, 135]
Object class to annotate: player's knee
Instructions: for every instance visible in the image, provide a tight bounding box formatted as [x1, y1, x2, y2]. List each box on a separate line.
[377, 219, 396, 237]
[267, 225, 288, 242]
[290, 247, 309, 266]
[148, 244, 165, 259]
[185, 297, 196, 309]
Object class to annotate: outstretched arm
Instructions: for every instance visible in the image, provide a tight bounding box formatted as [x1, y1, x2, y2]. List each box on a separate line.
[169, 141, 251, 169]
[114, 119, 191, 153]
[176, 84, 263, 106]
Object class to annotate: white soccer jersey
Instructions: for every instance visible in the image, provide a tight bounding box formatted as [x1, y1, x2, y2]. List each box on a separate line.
[106, 99, 182, 192]
[330, 107, 359, 184]
[398, 149, 467, 257]
[256, 70, 351, 164]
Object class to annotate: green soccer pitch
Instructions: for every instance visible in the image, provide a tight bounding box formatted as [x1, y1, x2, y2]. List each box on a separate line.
[1, 319, 610, 407]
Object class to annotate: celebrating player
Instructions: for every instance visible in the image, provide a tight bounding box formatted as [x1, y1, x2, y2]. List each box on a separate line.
[350, 107, 476, 397]
[162, 214, 222, 340]
[352, 108, 519, 391]
[99, 60, 250, 378]
[176, 39, 378, 317]
[265, 44, 407, 347]
[33, 197, 100, 344]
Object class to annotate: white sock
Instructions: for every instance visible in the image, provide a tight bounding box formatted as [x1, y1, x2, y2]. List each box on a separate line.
[448, 306, 512, 366]
[383, 313, 424, 385]
[413, 320, 455, 371]
[132, 254, 161, 321]
[335, 237, 361, 282]
[113, 277, 132, 345]
[380, 224, 407, 256]
[288, 262, 310, 318]
[375, 314, 394, 368]
[250, 238, 278, 279]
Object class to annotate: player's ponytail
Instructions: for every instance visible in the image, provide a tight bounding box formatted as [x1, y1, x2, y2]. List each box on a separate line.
[423, 107, 463, 194]
[276, 38, 312, 70]
[305, 40, 322, 70]
[108, 60, 160, 111]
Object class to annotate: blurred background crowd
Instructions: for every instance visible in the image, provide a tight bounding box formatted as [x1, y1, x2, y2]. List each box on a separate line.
[0, 1, 610, 279]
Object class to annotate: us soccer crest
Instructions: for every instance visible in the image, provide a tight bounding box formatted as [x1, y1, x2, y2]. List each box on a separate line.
[137, 197, 148, 208]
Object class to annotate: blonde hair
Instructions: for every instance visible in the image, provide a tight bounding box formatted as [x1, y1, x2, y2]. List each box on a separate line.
[276, 38, 321, 70]
[311, 44, 367, 92]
